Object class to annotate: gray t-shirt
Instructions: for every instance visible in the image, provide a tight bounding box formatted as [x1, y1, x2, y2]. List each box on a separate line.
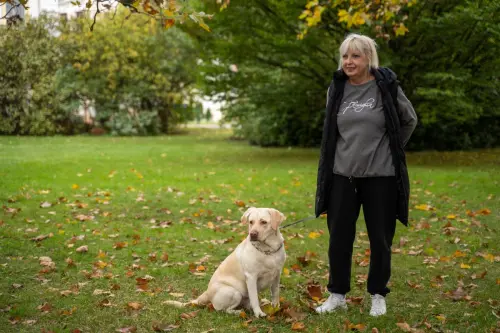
[332, 79, 417, 177]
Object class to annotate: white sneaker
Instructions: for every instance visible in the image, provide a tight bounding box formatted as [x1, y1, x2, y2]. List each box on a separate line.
[315, 293, 347, 314]
[369, 294, 386, 316]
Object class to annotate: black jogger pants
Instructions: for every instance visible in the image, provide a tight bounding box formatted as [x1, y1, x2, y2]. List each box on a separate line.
[326, 173, 397, 296]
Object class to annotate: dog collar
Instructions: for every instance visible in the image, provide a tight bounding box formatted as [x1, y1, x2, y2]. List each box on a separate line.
[251, 241, 283, 255]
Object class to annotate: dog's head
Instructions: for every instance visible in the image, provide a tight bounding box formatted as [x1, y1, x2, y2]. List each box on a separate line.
[241, 207, 285, 242]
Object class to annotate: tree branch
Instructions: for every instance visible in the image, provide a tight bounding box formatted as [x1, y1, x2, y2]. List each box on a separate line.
[90, 0, 101, 31]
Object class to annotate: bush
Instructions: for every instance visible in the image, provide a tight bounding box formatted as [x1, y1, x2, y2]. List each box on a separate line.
[104, 111, 160, 136]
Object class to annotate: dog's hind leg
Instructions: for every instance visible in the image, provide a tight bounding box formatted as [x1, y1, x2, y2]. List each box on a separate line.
[211, 286, 243, 314]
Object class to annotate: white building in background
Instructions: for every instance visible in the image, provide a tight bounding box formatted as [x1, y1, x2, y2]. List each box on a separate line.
[28, 0, 59, 18]
[1, 0, 100, 25]
[0, 0, 26, 24]
[28, 0, 100, 19]
[201, 98, 223, 122]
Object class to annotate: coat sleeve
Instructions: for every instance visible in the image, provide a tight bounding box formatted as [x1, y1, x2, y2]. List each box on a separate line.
[397, 86, 418, 147]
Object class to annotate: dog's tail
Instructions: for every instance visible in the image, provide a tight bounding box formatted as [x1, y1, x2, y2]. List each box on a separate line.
[162, 300, 190, 308]
[163, 291, 210, 308]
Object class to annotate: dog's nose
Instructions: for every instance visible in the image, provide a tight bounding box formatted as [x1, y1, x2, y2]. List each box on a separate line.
[250, 231, 258, 241]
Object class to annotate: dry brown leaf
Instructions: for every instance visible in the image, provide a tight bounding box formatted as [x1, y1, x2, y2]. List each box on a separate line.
[99, 299, 113, 307]
[347, 322, 367, 331]
[358, 258, 370, 267]
[76, 245, 88, 253]
[306, 284, 322, 301]
[23, 319, 37, 325]
[126, 302, 143, 310]
[406, 280, 423, 289]
[347, 296, 364, 305]
[59, 290, 73, 297]
[414, 221, 430, 230]
[476, 208, 491, 215]
[291, 322, 305, 331]
[93, 260, 108, 269]
[471, 271, 487, 280]
[113, 242, 128, 249]
[180, 310, 198, 320]
[65, 258, 75, 267]
[396, 322, 412, 332]
[40, 201, 52, 208]
[39, 256, 55, 269]
[235, 200, 246, 207]
[31, 234, 49, 242]
[38, 302, 52, 312]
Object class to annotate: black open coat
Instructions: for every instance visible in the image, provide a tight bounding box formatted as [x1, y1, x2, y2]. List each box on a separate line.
[314, 67, 410, 226]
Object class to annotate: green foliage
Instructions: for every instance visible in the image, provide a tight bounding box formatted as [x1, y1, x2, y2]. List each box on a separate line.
[0, 16, 69, 135]
[195, 0, 338, 147]
[195, 0, 498, 150]
[0, 11, 198, 136]
[381, 0, 500, 150]
[104, 111, 160, 136]
[56, 11, 198, 135]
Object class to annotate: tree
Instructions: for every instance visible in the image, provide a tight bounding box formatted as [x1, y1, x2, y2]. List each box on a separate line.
[380, 0, 500, 149]
[194, 0, 346, 146]
[204, 108, 212, 122]
[0, 15, 69, 135]
[56, 9, 198, 135]
[298, 0, 417, 40]
[194, 0, 498, 150]
[0, 0, 226, 31]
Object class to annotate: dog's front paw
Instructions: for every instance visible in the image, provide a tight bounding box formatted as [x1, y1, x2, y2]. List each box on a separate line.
[271, 301, 280, 309]
[253, 308, 267, 318]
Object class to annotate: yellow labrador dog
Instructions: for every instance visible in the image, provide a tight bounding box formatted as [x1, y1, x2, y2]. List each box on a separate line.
[165, 207, 286, 317]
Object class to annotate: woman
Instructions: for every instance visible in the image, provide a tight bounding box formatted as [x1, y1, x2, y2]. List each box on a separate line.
[314, 33, 417, 316]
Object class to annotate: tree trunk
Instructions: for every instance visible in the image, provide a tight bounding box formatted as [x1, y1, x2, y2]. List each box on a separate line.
[158, 106, 170, 134]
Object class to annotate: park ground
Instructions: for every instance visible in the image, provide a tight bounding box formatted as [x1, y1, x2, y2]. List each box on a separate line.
[0, 129, 498, 332]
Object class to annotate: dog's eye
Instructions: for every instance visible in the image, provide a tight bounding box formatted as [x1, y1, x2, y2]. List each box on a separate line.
[261, 221, 267, 225]
[249, 221, 254, 225]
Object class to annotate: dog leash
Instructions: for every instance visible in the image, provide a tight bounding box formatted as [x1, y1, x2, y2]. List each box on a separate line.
[280, 215, 317, 229]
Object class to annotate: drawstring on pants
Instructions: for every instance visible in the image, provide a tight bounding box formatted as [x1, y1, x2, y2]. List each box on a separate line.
[348, 176, 358, 193]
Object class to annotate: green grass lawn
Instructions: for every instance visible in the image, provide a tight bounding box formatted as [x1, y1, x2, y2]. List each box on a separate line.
[0, 129, 498, 333]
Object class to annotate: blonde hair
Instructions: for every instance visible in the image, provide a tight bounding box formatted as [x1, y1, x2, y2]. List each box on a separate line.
[338, 33, 379, 71]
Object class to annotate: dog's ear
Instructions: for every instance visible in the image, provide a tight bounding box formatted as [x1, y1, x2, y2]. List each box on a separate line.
[269, 208, 285, 231]
[241, 207, 256, 224]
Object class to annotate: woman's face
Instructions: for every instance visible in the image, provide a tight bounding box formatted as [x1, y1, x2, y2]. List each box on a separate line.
[342, 48, 370, 81]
